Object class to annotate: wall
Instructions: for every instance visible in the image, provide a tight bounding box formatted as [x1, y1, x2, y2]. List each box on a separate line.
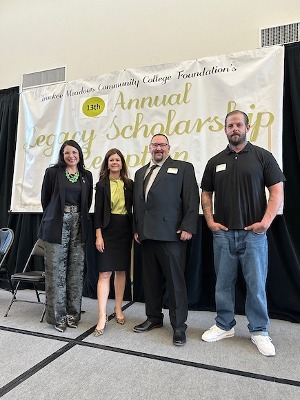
[1, 0, 300, 89]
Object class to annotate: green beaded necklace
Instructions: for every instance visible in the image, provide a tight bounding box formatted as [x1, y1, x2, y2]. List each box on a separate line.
[65, 169, 79, 183]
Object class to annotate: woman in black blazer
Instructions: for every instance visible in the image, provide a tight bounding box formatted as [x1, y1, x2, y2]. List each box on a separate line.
[93, 148, 133, 336]
[39, 140, 93, 332]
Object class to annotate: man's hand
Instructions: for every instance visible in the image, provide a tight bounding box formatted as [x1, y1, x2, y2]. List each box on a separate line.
[207, 222, 228, 232]
[244, 222, 267, 234]
[177, 230, 192, 241]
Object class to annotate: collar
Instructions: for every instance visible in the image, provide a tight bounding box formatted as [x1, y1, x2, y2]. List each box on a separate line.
[109, 175, 121, 181]
[149, 156, 169, 168]
[225, 142, 251, 155]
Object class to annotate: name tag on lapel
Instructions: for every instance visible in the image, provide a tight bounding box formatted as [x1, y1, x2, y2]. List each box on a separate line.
[167, 168, 178, 174]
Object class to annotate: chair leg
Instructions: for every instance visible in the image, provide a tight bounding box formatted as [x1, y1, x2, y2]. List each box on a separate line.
[33, 283, 41, 302]
[7, 273, 14, 294]
[40, 304, 46, 322]
[4, 281, 20, 317]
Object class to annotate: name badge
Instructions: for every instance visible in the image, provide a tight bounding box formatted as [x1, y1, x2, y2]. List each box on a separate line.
[216, 164, 226, 172]
[167, 168, 178, 174]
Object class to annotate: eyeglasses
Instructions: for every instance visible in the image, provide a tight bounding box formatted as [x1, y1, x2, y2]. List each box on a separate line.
[150, 143, 169, 149]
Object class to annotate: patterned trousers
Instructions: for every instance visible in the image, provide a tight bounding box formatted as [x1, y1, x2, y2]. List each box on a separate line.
[44, 212, 84, 325]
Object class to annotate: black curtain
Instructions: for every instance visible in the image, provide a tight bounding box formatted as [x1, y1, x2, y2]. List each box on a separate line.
[0, 87, 19, 226]
[1, 43, 300, 321]
[0, 87, 44, 287]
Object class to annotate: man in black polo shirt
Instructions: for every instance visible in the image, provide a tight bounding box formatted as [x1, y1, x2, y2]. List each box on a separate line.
[200, 110, 285, 356]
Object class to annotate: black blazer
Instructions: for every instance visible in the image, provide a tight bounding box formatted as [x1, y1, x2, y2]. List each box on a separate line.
[94, 177, 133, 230]
[133, 157, 199, 242]
[39, 165, 93, 244]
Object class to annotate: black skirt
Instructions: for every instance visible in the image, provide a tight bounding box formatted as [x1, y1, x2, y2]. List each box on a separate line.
[98, 214, 133, 272]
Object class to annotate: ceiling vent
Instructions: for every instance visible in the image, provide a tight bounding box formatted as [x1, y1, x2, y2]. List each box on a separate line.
[260, 22, 300, 47]
[21, 66, 66, 91]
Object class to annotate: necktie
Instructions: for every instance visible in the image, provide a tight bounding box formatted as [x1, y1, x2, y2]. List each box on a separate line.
[143, 164, 158, 198]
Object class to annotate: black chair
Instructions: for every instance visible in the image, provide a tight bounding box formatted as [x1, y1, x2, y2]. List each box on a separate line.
[4, 239, 46, 322]
[0, 228, 14, 292]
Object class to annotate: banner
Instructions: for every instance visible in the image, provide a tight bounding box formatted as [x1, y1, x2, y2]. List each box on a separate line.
[11, 45, 284, 212]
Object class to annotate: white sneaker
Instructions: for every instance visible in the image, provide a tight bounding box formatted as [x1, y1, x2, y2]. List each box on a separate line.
[202, 324, 235, 342]
[251, 335, 276, 356]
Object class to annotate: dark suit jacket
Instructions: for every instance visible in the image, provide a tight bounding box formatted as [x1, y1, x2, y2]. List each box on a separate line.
[133, 157, 199, 242]
[39, 165, 93, 244]
[94, 177, 133, 230]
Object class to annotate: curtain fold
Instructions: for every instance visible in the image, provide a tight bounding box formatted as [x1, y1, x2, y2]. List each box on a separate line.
[1, 44, 300, 321]
[0, 87, 19, 226]
[282, 42, 300, 260]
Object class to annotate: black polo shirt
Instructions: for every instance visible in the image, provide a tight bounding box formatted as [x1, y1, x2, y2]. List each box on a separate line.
[201, 142, 285, 229]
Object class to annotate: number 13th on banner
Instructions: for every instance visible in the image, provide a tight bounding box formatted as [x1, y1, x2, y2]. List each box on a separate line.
[80, 96, 108, 118]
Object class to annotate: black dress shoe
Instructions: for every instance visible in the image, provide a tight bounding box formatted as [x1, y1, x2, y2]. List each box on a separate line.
[173, 330, 186, 346]
[133, 319, 163, 333]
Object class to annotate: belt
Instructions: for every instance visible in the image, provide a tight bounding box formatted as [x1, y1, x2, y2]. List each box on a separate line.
[64, 205, 79, 213]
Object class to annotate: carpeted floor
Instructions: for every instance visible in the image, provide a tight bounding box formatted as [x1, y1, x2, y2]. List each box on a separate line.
[0, 288, 299, 399]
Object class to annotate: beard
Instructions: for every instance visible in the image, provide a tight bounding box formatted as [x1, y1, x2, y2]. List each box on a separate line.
[153, 151, 164, 162]
[228, 131, 247, 146]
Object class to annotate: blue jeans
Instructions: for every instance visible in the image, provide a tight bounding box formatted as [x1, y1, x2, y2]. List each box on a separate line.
[212, 229, 269, 334]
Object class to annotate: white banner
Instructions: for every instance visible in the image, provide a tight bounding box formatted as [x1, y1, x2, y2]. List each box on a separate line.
[11, 45, 284, 212]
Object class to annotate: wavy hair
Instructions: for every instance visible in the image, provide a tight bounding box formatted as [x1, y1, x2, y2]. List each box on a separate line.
[56, 140, 86, 173]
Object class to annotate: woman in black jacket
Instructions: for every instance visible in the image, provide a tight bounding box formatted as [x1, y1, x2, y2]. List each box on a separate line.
[94, 148, 133, 336]
[39, 140, 93, 332]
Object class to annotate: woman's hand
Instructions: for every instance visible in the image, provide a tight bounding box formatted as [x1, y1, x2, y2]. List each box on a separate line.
[134, 232, 141, 244]
[96, 236, 105, 252]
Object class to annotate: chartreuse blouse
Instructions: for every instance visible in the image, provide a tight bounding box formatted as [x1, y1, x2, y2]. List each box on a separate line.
[109, 177, 127, 215]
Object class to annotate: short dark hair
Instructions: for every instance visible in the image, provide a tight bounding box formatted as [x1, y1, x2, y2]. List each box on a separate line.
[225, 110, 249, 127]
[150, 134, 169, 145]
[57, 140, 85, 173]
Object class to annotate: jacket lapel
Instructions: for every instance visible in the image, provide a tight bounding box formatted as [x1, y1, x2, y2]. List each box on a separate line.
[150, 157, 173, 191]
[80, 172, 87, 210]
[58, 168, 66, 211]
[138, 164, 149, 194]
[104, 177, 111, 206]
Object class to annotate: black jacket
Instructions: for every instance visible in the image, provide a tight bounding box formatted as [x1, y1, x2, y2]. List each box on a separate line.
[133, 157, 199, 242]
[39, 165, 93, 243]
[94, 177, 133, 230]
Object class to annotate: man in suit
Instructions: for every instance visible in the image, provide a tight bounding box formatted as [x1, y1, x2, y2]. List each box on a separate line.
[133, 134, 199, 345]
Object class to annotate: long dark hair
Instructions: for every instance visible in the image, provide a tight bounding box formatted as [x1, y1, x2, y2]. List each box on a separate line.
[57, 140, 86, 173]
[99, 148, 131, 187]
